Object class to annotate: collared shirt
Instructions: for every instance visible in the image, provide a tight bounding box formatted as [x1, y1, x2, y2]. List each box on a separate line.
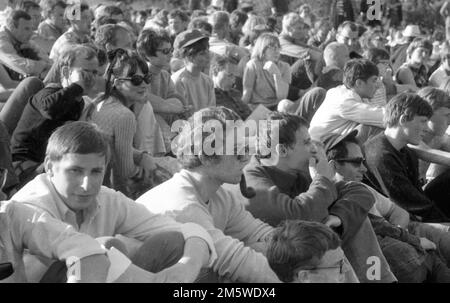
[0, 27, 49, 77]
[309, 85, 385, 141]
[0, 200, 106, 282]
[12, 173, 217, 281]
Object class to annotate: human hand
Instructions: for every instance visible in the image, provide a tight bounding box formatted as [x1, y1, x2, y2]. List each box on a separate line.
[263, 61, 282, 77]
[309, 142, 335, 181]
[324, 215, 342, 228]
[69, 69, 95, 91]
[420, 237, 437, 250]
[140, 153, 157, 180]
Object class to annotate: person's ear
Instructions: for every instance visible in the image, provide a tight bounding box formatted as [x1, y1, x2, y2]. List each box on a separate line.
[399, 114, 409, 126]
[295, 270, 310, 283]
[275, 144, 288, 158]
[328, 159, 338, 171]
[61, 65, 70, 80]
[113, 78, 122, 88]
[44, 156, 54, 177]
[354, 79, 364, 89]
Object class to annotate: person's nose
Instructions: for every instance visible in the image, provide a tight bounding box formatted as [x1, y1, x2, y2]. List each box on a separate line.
[360, 163, 368, 174]
[80, 175, 90, 191]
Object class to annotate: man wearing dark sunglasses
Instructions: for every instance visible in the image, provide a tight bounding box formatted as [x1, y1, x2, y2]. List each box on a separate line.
[325, 130, 450, 282]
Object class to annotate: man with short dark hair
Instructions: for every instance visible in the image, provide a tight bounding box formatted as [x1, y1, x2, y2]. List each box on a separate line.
[167, 9, 189, 41]
[267, 220, 354, 283]
[335, 21, 361, 58]
[364, 92, 450, 222]
[310, 59, 384, 143]
[0, 9, 52, 80]
[12, 121, 216, 282]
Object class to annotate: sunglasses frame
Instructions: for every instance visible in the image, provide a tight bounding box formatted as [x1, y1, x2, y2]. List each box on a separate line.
[117, 74, 152, 86]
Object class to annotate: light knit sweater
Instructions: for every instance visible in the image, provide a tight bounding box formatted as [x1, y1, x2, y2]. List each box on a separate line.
[89, 96, 139, 182]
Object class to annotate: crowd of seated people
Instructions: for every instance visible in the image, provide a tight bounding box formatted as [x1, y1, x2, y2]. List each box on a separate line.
[3, 0, 450, 284]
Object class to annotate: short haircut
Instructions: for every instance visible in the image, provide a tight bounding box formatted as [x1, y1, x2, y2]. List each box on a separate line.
[40, 0, 67, 19]
[417, 87, 450, 111]
[343, 59, 379, 89]
[102, 5, 123, 18]
[406, 38, 433, 58]
[230, 9, 248, 28]
[267, 220, 341, 283]
[46, 121, 110, 163]
[384, 93, 433, 128]
[19, 1, 41, 13]
[6, 10, 31, 29]
[258, 112, 309, 159]
[281, 12, 303, 34]
[95, 24, 128, 50]
[324, 42, 348, 66]
[168, 9, 189, 23]
[210, 11, 229, 33]
[326, 136, 360, 162]
[176, 107, 242, 169]
[188, 17, 213, 35]
[363, 47, 390, 65]
[179, 38, 209, 60]
[137, 28, 172, 58]
[59, 44, 98, 70]
[337, 21, 358, 36]
[210, 55, 229, 76]
[251, 32, 280, 61]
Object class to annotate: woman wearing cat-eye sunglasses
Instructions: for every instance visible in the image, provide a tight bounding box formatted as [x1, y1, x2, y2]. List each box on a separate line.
[86, 49, 157, 197]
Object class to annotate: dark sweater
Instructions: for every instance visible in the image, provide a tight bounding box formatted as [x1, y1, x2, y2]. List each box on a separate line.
[243, 157, 375, 243]
[363, 133, 448, 222]
[11, 83, 84, 163]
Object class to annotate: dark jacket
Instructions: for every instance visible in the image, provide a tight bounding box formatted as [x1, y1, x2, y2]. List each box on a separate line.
[363, 133, 448, 222]
[11, 83, 84, 163]
[243, 156, 375, 243]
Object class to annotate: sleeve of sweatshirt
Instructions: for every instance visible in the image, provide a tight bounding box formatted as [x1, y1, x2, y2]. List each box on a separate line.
[112, 192, 217, 267]
[365, 148, 445, 220]
[329, 181, 375, 243]
[244, 166, 337, 222]
[8, 201, 106, 263]
[33, 83, 84, 120]
[173, 202, 280, 283]
[337, 97, 385, 128]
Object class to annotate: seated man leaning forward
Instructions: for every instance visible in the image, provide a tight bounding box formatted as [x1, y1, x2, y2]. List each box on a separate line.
[267, 220, 351, 283]
[137, 106, 282, 282]
[309, 58, 385, 143]
[11, 45, 99, 186]
[1, 200, 110, 283]
[243, 112, 396, 283]
[12, 121, 216, 283]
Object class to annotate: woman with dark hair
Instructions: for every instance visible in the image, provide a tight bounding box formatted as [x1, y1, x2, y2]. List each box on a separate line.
[87, 49, 156, 197]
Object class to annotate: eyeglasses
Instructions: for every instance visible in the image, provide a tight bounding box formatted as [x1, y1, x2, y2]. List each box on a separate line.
[117, 74, 152, 86]
[157, 47, 174, 55]
[335, 157, 366, 166]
